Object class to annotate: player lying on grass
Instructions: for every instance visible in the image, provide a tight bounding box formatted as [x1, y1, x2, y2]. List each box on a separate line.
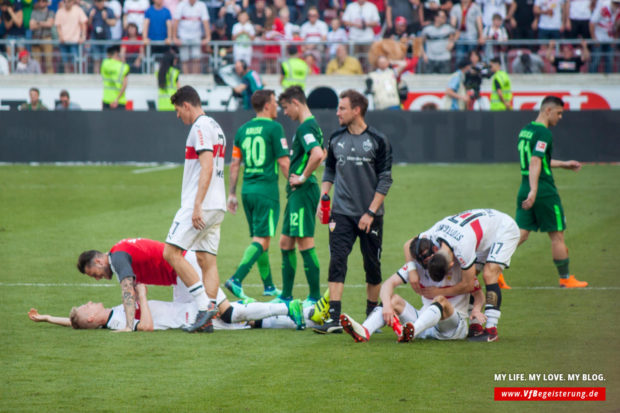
[28, 283, 306, 331]
[77, 238, 297, 332]
[340, 237, 486, 343]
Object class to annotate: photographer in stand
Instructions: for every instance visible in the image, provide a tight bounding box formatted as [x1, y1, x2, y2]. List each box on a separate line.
[463, 49, 492, 110]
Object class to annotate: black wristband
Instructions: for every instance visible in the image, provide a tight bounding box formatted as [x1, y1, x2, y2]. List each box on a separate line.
[366, 209, 376, 218]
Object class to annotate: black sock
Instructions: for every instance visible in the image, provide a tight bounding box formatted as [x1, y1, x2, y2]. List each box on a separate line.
[328, 300, 341, 322]
[366, 300, 378, 316]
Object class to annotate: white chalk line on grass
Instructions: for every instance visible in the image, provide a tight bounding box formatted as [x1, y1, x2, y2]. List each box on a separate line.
[132, 164, 180, 174]
[1, 282, 619, 290]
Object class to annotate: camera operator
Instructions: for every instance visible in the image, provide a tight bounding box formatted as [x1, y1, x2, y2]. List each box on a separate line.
[463, 49, 492, 110]
[233, 59, 264, 110]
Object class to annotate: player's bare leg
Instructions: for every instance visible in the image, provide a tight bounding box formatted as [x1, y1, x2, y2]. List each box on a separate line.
[471, 263, 503, 342]
[518, 229, 530, 246]
[549, 231, 587, 288]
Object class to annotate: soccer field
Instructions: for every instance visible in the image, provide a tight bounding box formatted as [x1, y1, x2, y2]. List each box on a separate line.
[1, 163, 619, 412]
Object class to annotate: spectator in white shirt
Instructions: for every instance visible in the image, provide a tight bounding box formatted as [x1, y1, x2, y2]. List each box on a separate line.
[566, 0, 595, 38]
[534, 0, 568, 39]
[326, 17, 348, 58]
[231, 10, 255, 65]
[173, 0, 210, 74]
[123, 0, 149, 34]
[343, 0, 381, 57]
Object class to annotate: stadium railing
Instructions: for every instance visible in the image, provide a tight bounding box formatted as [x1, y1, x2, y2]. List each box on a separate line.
[1, 38, 618, 75]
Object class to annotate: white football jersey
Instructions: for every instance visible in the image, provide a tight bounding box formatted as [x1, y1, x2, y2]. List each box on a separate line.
[106, 301, 196, 330]
[181, 115, 227, 211]
[105, 300, 249, 331]
[397, 261, 480, 317]
[420, 209, 518, 269]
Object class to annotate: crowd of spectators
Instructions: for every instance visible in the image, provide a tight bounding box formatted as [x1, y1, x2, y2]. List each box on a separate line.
[0, 0, 618, 75]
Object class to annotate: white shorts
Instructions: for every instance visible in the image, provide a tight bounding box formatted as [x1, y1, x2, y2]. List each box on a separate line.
[179, 42, 201, 61]
[476, 216, 520, 269]
[166, 208, 225, 254]
[417, 310, 468, 340]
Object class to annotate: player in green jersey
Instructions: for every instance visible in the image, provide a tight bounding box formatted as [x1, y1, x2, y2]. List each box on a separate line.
[226, 90, 291, 301]
[275, 86, 325, 306]
[515, 95, 587, 288]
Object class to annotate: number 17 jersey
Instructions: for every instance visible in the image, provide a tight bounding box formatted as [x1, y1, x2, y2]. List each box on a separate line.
[234, 117, 289, 200]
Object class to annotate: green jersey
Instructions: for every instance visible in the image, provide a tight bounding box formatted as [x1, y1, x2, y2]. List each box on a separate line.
[289, 116, 323, 190]
[517, 121, 557, 197]
[234, 117, 288, 200]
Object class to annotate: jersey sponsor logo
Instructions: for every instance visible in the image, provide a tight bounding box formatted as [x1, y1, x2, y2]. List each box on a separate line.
[535, 140, 547, 153]
[213, 144, 225, 159]
[303, 133, 316, 145]
[280, 138, 289, 149]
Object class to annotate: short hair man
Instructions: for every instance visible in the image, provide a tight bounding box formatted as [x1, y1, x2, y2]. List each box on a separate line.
[30, 281, 306, 331]
[165, 85, 227, 332]
[313, 89, 393, 334]
[233, 59, 264, 110]
[101, 45, 130, 110]
[409, 208, 521, 342]
[19, 87, 49, 111]
[77, 238, 223, 331]
[489, 57, 512, 111]
[516, 96, 586, 288]
[225, 89, 290, 301]
[275, 86, 325, 306]
[340, 238, 486, 343]
[56, 89, 81, 110]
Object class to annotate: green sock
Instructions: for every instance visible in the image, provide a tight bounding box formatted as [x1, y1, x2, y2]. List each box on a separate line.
[301, 248, 321, 301]
[554, 258, 570, 279]
[233, 242, 263, 283]
[281, 249, 296, 298]
[257, 250, 274, 288]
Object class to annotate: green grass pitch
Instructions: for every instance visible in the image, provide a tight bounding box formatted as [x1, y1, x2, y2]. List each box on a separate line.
[1, 163, 619, 412]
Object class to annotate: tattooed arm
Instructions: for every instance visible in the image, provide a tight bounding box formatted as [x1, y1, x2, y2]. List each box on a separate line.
[109, 251, 137, 332]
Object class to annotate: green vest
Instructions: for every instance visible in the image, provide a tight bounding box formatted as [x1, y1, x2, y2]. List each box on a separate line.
[490, 70, 512, 111]
[101, 58, 130, 105]
[157, 67, 179, 111]
[281, 57, 309, 90]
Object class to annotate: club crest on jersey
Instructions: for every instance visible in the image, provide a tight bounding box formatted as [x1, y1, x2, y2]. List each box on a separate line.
[535, 140, 547, 153]
[303, 133, 316, 145]
[329, 221, 336, 232]
[362, 139, 372, 152]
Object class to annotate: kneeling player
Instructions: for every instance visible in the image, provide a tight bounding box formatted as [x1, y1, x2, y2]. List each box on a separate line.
[340, 237, 485, 343]
[29, 283, 306, 331]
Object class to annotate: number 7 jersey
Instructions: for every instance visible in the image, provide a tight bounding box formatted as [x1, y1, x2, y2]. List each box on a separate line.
[233, 117, 289, 200]
[420, 209, 520, 269]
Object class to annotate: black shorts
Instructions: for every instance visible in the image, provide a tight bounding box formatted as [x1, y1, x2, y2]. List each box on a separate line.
[327, 213, 383, 285]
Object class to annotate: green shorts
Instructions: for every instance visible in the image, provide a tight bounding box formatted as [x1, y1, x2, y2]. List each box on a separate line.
[516, 192, 566, 232]
[282, 183, 320, 238]
[242, 193, 279, 237]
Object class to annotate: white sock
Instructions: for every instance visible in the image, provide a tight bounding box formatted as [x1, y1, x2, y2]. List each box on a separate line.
[398, 302, 419, 324]
[485, 307, 501, 329]
[230, 302, 288, 323]
[261, 315, 296, 329]
[413, 305, 442, 338]
[188, 281, 209, 311]
[362, 306, 385, 337]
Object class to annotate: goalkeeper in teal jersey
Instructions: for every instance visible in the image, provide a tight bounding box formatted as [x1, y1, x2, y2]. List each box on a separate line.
[226, 90, 290, 301]
[275, 86, 326, 306]
[515, 95, 587, 288]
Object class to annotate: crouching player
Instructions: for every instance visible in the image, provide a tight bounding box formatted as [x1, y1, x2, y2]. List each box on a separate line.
[28, 283, 306, 331]
[340, 237, 486, 343]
